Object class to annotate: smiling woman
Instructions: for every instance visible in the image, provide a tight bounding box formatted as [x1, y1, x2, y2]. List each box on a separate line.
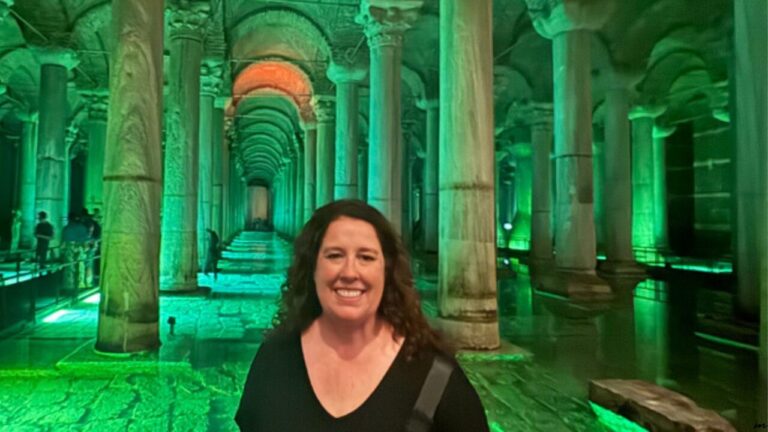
[235, 199, 490, 432]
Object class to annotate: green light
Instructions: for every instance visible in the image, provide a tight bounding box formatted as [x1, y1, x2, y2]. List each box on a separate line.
[84, 293, 101, 304]
[42, 309, 72, 323]
[489, 421, 506, 432]
[589, 402, 649, 432]
[694, 332, 759, 351]
[669, 263, 732, 274]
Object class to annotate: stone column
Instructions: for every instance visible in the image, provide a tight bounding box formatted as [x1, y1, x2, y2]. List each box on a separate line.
[302, 122, 317, 221]
[733, 0, 767, 405]
[357, 2, 421, 231]
[358, 139, 368, 201]
[18, 112, 38, 249]
[197, 61, 221, 268]
[96, 0, 164, 353]
[629, 104, 666, 262]
[328, 62, 367, 200]
[295, 148, 305, 234]
[418, 98, 439, 252]
[526, 0, 614, 283]
[33, 47, 79, 249]
[509, 143, 532, 250]
[313, 97, 335, 207]
[652, 124, 675, 254]
[83, 92, 109, 212]
[438, 0, 498, 349]
[211, 103, 226, 237]
[529, 104, 554, 264]
[601, 72, 644, 275]
[160, 1, 208, 291]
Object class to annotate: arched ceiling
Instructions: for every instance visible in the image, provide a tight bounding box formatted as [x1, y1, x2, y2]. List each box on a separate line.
[0, 0, 734, 179]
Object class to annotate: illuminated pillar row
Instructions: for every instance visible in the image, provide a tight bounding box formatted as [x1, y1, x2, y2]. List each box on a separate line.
[160, 2, 209, 291]
[328, 63, 367, 201]
[83, 93, 109, 213]
[314, 97, 335, 208]
[197, 62, 222, 268]
[358, 4, 419, 231]
[419, 99, 439, 253]
[601, 75, 643, 274]
[95, 0, 164, 353]
[295, 149, 304, 234]
[18, 112, 38, 249]
[509, 144, 532, 250]
[33, 47, 79, 250]
[221, 124, 231, 240]
[629, 105, 665, 263]
[358, 139, 368, 201]
[529, 106, 554, 264]
[438, 0, 499, 349]
[302, 122, 317, 222]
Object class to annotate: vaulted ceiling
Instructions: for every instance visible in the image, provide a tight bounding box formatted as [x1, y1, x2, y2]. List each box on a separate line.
[0, 0, 732, 184]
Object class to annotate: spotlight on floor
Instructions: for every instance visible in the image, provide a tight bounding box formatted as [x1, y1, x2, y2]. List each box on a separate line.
[83, 293, 101, 304]
[42, 309, 72, 323]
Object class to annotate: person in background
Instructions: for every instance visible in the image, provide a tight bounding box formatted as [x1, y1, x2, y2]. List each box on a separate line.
[10, 209, 21, 254]
[34, 211, 54, 270]
[235, 200, 489, 431]
[204, 228, 221, 280]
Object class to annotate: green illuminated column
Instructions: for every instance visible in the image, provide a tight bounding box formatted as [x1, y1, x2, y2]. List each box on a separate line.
[592, 124, 605, 256]
[602, 73, 643, 275]
[358, 138, 368, 201]
[211, 103, 226, 237]
[302, 121, 317, 222]
[328, 62, 367, 200]
[652, 124, 675, 253]
[313, 97, 335, 207]
[18, 111, 38, 249]
[418, 98, 439, 253]
[197, 61, 222, 268]
[83, 92, 109, 213]
[223, 124, 234, 238]
[160, 2, 208, 291]
[295, 148, 304, 234]
[63, 127, 80, 220]
[357, 2, 421, 231]
[438, 0, 499, 349]
[33, 47, 79, 249]
[529, 105, 554, 264]
[96, 0, 164, 353]
[733, 0, 767, 404]
[527, 0, 613, 279]
[629, 104, 665, 263]
[509, 143, 532, 251]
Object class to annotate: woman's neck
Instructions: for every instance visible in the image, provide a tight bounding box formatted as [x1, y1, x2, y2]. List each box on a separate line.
[311, 315, 391, 360]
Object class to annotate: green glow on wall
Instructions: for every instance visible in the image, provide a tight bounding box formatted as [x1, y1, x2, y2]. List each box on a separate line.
[489, 421, 506, 432]
[589, 402, 649, 432]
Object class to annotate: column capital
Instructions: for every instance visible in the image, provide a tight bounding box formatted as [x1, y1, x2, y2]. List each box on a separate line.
[166, 1, 210, 41]
[629, 104, 667, 121]
[31, 46, 80, 70]
[416, 98, 439, 110]
[0, 0, 13, 19]
[300, 120, 317, 132]
[524, 0, 615, 38]
[201, 61, 224, 97]
[327, 61, 368, 85]
[356, 0, 422, 49]
[311, 96, 335, 123]
[653, 124, 676, 139]
[17, 110, 38, 123]
[81, 90, 109, 122]
[528, 102, 554, 129]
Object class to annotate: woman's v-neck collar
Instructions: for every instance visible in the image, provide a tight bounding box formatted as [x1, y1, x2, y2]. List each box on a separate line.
[297, 332, 405, 421]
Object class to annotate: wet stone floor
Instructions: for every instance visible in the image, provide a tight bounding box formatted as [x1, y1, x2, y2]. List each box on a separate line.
[0, 232, 760, 431]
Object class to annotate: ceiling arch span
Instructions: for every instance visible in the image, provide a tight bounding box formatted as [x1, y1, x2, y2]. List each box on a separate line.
[233, 61, 314, 122]
[229, 7, 331, 82]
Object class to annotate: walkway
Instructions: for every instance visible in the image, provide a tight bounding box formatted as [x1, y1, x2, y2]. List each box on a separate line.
[0, 231, 759, 431]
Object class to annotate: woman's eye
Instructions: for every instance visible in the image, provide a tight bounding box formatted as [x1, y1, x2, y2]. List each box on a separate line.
[326, 253, 343, 259]
[360, 255, 376, 262]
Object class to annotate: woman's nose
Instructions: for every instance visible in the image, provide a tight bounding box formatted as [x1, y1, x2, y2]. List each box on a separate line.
[339, 258, 358, 280]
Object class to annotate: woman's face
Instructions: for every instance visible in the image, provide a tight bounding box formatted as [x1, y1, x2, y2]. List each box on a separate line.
[314, 216, 386, 326]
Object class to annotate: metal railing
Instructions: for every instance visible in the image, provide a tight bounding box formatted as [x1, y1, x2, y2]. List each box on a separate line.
[0, 243, 100, 333]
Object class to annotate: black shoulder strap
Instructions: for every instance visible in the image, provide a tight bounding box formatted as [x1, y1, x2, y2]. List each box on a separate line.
[405, 355, 455, 432]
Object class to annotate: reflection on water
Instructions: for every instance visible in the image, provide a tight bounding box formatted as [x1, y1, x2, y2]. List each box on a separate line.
[493, 267, 760, 430]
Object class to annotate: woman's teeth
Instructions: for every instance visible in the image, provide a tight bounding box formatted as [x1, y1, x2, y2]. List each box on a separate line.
[335, 289, 363, 298]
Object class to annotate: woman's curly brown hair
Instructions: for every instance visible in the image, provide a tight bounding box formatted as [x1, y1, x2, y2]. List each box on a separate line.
[269, 199, 449, 360]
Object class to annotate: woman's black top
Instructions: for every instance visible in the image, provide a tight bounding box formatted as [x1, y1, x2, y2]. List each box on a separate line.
[235, 332, 490, 432]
